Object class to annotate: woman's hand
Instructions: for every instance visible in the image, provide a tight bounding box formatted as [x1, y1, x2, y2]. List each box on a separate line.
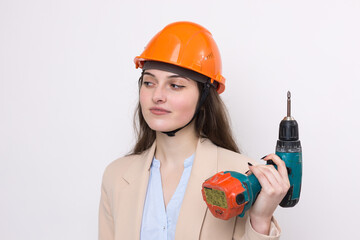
[247, 153, 290, 235]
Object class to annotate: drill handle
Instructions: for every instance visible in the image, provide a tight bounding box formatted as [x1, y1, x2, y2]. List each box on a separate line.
[272, 151, 302, 208]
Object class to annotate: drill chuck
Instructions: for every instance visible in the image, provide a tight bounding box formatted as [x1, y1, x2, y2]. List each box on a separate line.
[276, 118, 301, 153]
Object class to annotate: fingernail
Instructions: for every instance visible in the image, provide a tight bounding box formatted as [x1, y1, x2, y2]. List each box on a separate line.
[245, 170, 250, 174]
[261, 155, 267, 160]
[247, 162, 253, 166]
[267, 160, 275, 165]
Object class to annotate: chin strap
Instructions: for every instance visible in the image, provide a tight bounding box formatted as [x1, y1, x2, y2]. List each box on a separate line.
[162, 81, 211, 137]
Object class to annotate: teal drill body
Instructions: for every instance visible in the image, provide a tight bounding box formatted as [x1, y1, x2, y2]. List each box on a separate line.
[275, 151, 302, 207]
[226, 91, 302, 217]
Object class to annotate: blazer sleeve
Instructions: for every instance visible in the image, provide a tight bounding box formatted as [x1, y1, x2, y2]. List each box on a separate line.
[99, 176, 114, 240]
[233, 215, 281, 240]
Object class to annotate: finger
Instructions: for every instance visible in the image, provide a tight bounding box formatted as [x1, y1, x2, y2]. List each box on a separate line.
[250, 165, 289, 198]
[248, 164, 273, 191]
[256, 165, 290, 191]
[263, 154, 289, 183]
[256, 164, 283, 187]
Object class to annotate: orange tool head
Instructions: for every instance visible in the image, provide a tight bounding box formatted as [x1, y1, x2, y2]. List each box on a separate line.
[202, 172, 247, 220]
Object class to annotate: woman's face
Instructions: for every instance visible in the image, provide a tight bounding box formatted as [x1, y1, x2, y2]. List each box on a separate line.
[139, 69, 200, 133]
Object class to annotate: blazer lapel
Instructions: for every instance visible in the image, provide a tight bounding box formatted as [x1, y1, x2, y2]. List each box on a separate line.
[175, 138, 218, 240]
[120, 142, 156, 239]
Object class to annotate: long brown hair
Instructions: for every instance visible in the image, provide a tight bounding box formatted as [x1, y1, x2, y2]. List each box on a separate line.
[130, 78, 240, 154]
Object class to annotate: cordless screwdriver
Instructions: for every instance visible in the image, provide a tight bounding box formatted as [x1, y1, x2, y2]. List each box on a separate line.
[201, 91, 302, 220]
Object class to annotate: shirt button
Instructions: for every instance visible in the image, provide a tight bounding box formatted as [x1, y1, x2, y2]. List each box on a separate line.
[163, 226, 166, 230]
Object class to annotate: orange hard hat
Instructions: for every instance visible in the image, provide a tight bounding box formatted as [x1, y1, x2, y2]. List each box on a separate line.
[134, 21, 226, 94]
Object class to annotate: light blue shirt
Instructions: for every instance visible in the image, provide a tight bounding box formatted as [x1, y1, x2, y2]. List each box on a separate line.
[140, 154, 195, 240]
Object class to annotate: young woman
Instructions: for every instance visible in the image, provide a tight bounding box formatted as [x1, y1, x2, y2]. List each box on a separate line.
[99, 21, 289, 240]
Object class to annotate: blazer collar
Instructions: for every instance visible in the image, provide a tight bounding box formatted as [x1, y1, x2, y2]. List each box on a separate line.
[122, 141, 156, 184]
[120, 141, 156, 239]
[175, 138, 218, 239]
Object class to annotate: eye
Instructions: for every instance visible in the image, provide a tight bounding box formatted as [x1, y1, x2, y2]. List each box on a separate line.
[171, 84, 185, 89]
[143, 81, 154, 87]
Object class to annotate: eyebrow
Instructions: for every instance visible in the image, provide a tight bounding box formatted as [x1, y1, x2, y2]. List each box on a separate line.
[143, 71, 190, 81]
[168, 74, 189, 80]
[143, 72, 155, 77]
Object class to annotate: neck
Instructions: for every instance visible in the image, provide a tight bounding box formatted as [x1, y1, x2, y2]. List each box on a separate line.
[155, 123, 199, 167]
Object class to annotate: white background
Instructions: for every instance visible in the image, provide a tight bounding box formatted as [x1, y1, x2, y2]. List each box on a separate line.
[1, 0, 359, 239]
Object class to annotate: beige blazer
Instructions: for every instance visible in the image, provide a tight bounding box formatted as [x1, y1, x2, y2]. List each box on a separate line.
[99, 138, 281, 240]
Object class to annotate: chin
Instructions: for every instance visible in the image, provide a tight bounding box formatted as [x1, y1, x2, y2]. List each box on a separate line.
[146, 120, 182, 133]
[147, 124, 176, 132]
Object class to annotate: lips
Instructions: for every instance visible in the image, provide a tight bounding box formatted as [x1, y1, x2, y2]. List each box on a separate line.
[150, 107, 171, 115]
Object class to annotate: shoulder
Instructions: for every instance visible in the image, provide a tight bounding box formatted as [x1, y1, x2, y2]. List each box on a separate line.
[101, 153, 145, 188]
[101, 142, 156, 190]
[215, 143, 255, 173]
[103, 154, 139, 176]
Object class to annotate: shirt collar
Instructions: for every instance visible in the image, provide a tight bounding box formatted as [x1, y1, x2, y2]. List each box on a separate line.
[151, 153, 195, 169]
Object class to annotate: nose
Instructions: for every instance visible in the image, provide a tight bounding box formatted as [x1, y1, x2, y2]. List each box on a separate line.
[152, 85, 167, 103]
